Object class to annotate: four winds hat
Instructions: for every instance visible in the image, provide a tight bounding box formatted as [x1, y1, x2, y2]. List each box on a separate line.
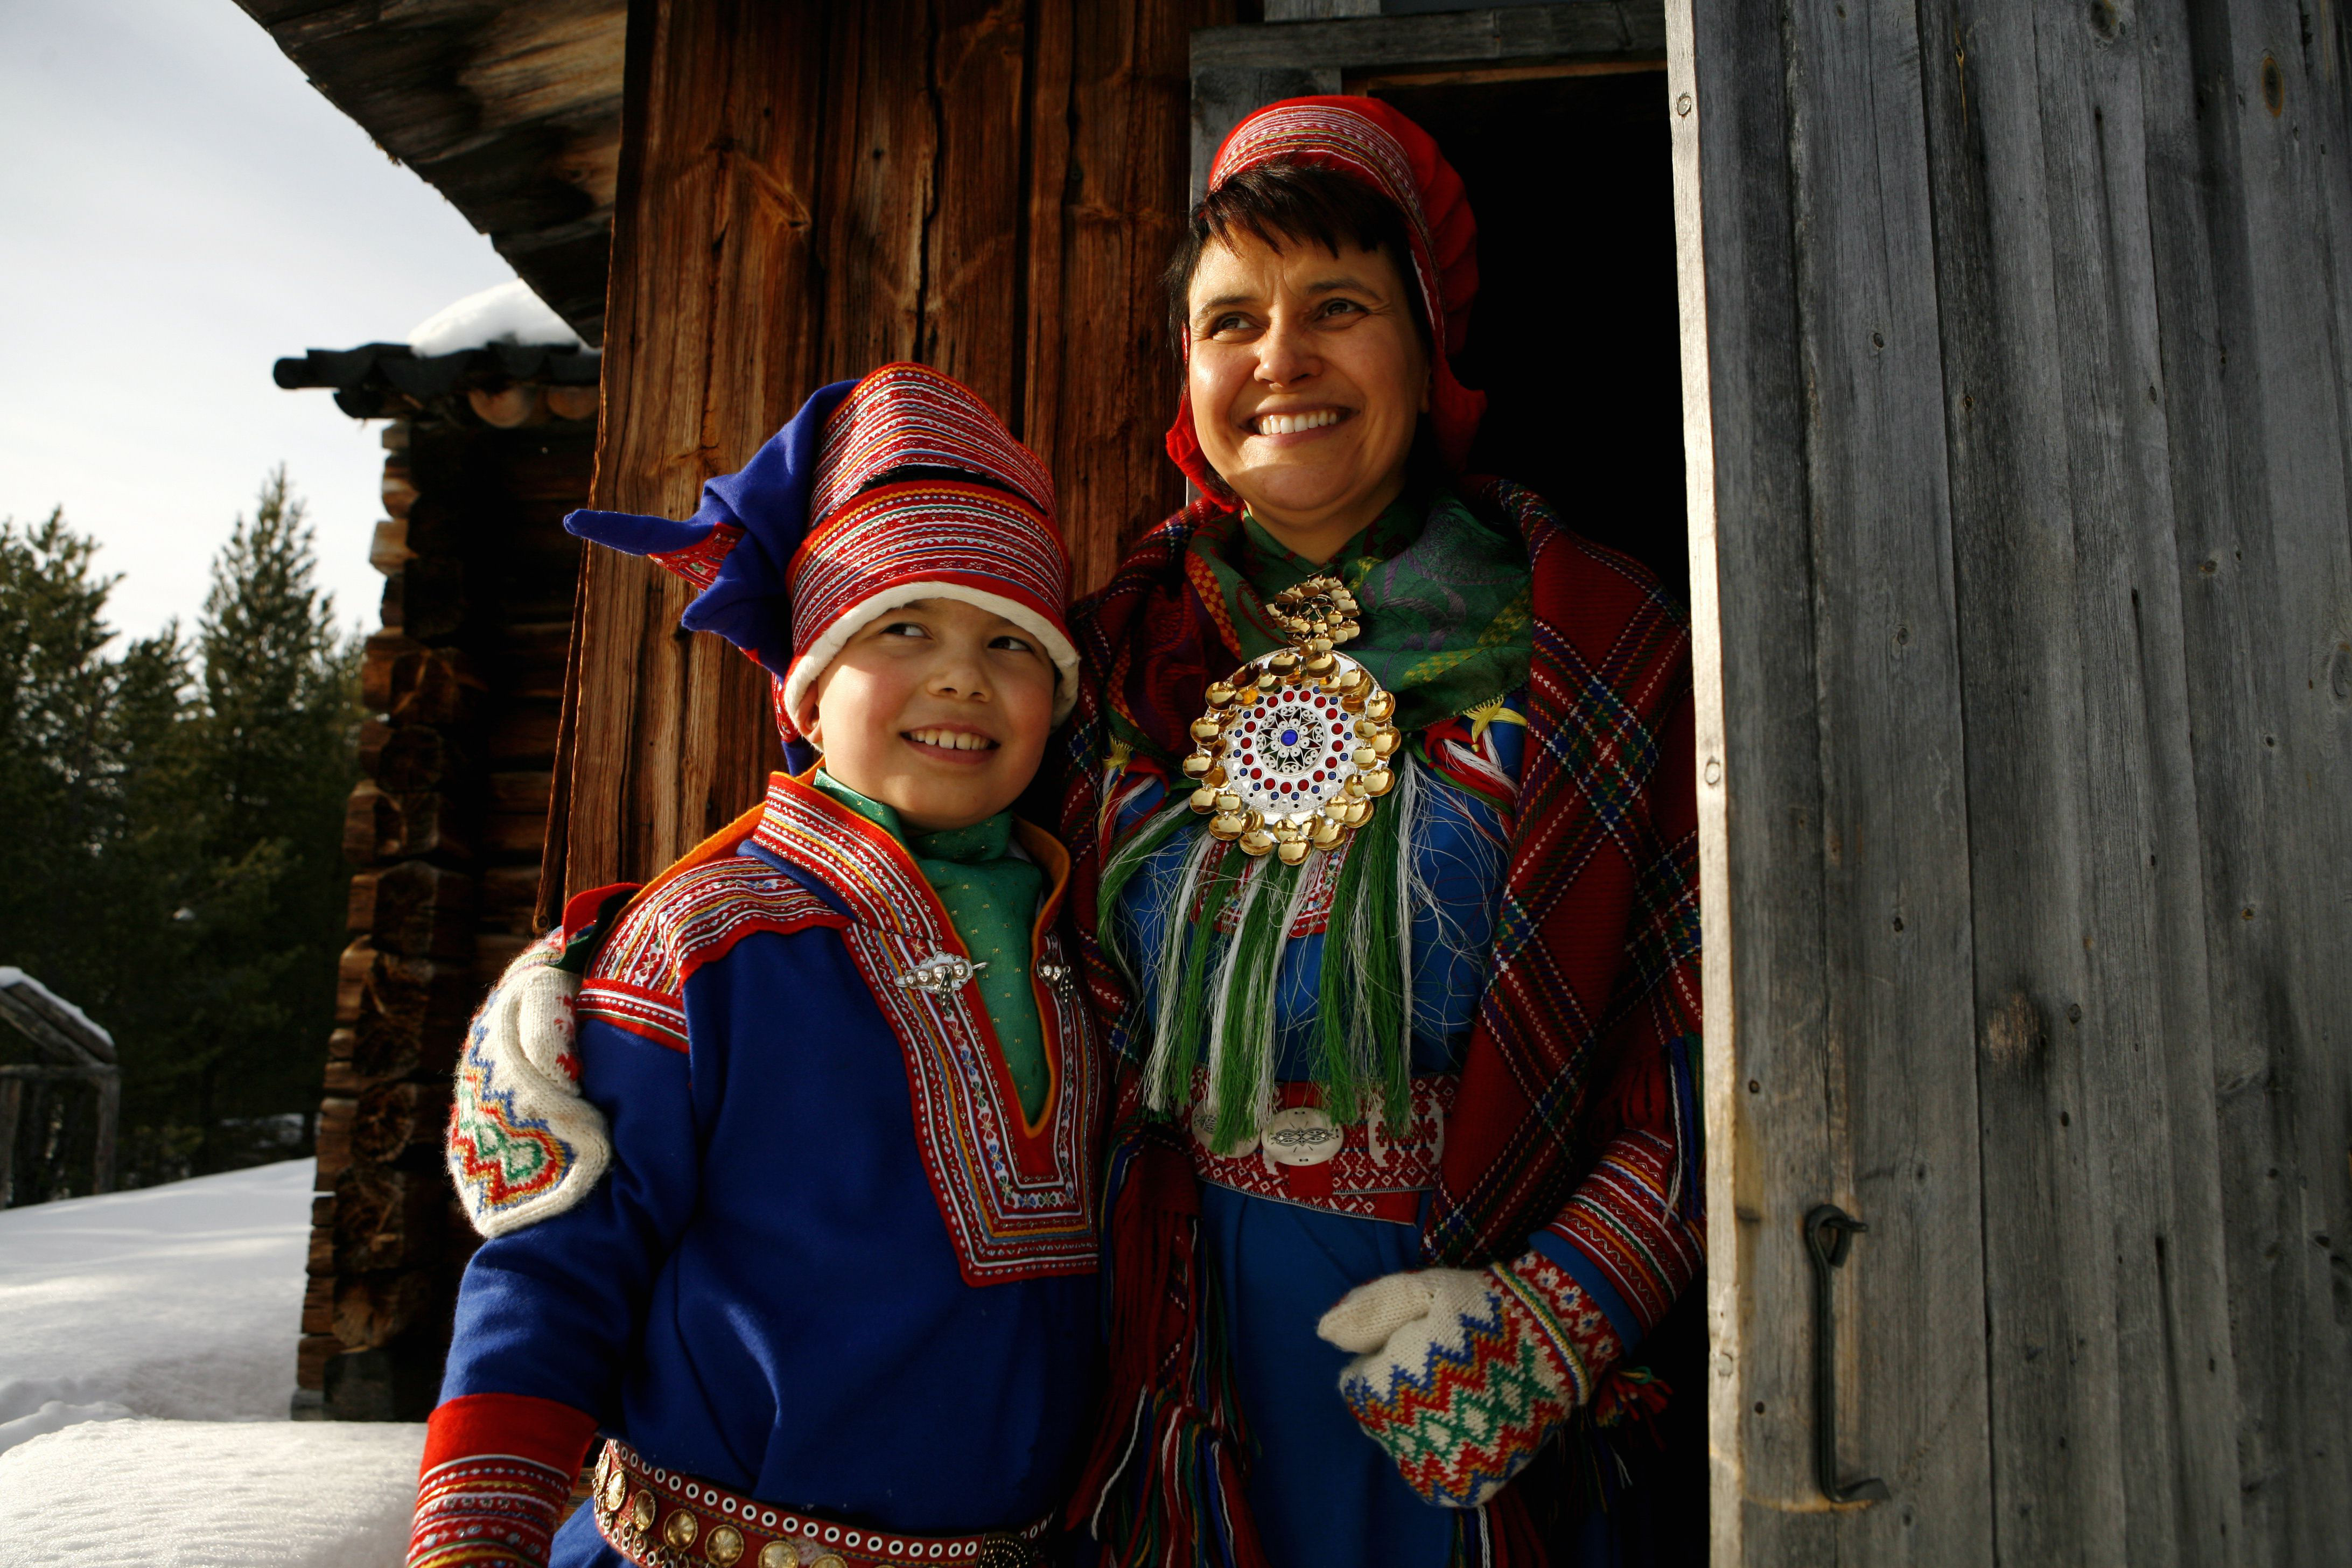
[564, 363, 1078, 747]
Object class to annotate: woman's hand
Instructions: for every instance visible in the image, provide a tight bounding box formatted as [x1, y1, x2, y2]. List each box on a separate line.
[1317, 1256, 1616, 1509]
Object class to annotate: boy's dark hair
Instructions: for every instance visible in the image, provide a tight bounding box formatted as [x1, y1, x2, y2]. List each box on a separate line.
[1161, 160, 1428, 360]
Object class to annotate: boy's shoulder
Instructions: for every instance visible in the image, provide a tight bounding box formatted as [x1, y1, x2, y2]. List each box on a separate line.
[580, 832, 846, 1052]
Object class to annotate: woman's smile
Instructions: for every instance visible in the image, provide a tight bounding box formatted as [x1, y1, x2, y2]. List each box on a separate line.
[1187, 232, 1430, 563]
[1247, 407, 1350, 437]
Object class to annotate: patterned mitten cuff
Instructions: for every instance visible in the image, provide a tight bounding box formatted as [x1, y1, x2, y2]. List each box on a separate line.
[1316, 1252, 1626, 1509]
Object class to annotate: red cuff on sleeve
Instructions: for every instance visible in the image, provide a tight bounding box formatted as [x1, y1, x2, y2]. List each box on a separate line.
[421, 1390, 600, 1478]
[410, 1395, 599, 1568]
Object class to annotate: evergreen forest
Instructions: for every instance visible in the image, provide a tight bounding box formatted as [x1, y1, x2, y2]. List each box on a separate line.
[0, 470, 360, 1196]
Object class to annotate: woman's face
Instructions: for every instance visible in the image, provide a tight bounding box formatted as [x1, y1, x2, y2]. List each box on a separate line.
[1185, 230, 1431, 563]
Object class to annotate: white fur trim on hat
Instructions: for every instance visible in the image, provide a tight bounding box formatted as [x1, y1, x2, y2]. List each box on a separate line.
[781, 581, 1081, 733]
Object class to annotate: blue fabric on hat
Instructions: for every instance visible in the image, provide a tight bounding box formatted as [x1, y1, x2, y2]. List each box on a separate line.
[563, 379, 858, 681]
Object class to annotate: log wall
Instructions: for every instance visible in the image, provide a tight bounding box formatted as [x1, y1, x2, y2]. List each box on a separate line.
[543, 0, 1231, 914]
[297, 414, 593, 1420]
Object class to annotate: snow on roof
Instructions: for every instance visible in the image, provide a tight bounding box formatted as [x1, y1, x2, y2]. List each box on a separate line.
[0, 967, 114, 1052]
[405, 278, 580, 358]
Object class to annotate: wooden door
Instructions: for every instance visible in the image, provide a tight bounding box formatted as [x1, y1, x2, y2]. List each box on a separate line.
[1674, 0, 2352, 1563]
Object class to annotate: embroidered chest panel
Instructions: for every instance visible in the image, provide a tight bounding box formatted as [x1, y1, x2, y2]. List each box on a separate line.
[752, 781, 1100, 1285]
[582, 779, 1101, 1287]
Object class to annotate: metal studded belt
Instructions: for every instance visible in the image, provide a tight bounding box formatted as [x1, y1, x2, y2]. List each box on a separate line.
[1185, 1071, 1457, 1224]
[591, 1439, 1048, 1568]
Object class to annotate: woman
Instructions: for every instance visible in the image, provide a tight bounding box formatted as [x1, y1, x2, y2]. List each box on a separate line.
[1056, 99, 1704, 1566]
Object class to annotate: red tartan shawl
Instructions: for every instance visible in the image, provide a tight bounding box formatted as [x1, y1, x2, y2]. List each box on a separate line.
[1057, 476, 1699, 1264]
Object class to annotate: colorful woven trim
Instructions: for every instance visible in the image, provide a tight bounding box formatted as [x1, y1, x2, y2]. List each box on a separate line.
[580, 856, 847, 1053]
[1184, 1072, 1454, 1224]
[651, 520, 746, 594]
[408, 1452, 573, 1568]
[748, 774, 1102, 1284]
[409, 1392, 599, 1568]
[592, 1437, 1051, 1568]
[1538, 1129, 1703, 1336]
[810, 362, 1056, 524]
[780, 479, 1077, 727]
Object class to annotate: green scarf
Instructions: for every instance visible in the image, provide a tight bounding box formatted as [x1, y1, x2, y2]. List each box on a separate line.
[1103, 487, 1535, 1145]
[814, 772, 1048, 1119]
[1189, 485, 1533, 731]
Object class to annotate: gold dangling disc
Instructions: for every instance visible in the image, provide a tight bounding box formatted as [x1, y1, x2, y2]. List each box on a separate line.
[1182, 575, 1401, 858]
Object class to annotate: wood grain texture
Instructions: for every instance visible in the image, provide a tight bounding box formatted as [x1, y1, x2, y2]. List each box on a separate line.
[1025, 0, 1226, 591]
[560, 0, 1226, 898]
[2147, 3, 2352, 1561]
[1686, 0, 2352, 1556]
[561, 0, 818, 901]
[1914, 3, 2246, 1562]
[1191, 3, 1660, 73]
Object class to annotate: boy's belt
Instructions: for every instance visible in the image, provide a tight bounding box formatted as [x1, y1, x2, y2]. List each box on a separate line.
[591, 1439, 1049, 1568]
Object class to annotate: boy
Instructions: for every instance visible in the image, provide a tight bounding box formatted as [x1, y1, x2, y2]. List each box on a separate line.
[412, 365, 1099, 1568]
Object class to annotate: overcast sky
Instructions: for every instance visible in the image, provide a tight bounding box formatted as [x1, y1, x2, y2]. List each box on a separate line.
[0, 1, 524, 643]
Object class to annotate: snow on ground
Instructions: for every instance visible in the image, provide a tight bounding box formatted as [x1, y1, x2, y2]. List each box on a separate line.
[406, 277, 579, 356]
[0, 1158, 313, 1444]
[0, 1419, 423, 1567]
[0, 1160, 424, 1566]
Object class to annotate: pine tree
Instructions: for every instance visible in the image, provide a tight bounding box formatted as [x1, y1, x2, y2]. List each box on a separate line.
[0, 474, 362, 1196]
[173, 468, 362, 1169]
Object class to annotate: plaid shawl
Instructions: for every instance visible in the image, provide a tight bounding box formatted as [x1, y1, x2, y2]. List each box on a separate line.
[1055, 477, 1701, 1563]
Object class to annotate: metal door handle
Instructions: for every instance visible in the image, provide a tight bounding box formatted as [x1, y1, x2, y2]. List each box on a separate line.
[1805, 1203, 1890, 1504]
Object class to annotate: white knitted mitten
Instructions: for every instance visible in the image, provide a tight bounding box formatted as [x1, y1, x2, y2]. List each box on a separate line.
[1317, 1257, 1609, 1508]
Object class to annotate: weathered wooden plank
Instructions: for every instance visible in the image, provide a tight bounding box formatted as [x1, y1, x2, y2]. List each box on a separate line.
[1776, 0, 1993, 1559]
[918, 0, 1030, 413]
[1671, 0, 1838, 1558]
[1908, 2, 2251, 1560]
[2140, 2, 2352, 1561]
[562, 0, 821, 899]
[1191, 4, 1656, 74]
[1681, 0, 1996, 1555]
[815, 0, 935, 382]
[1026, 0, 1223, 591]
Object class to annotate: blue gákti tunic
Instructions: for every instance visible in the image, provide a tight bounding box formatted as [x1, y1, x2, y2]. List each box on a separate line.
[441, 773, 1101, 1563]
[1110, 701, 1606, 1568]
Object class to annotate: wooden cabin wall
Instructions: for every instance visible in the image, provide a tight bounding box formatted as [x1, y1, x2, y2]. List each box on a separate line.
[547, 0, 1231, 913]
[300, 416, 591, 1420]
[1679, 0, 2352, 1560]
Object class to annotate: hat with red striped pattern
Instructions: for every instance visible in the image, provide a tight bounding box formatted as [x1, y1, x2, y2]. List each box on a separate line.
[564, 363, 1075, 745]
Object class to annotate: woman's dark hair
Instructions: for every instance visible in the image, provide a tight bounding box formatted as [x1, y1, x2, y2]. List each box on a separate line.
[1162, 160, 1427, 360]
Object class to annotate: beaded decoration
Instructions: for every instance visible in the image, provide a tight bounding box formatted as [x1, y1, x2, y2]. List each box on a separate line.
[1179, 575, 1403, 865]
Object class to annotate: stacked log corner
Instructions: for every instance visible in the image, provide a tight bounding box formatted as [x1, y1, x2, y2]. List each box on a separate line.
[296, 415, 591, 1420]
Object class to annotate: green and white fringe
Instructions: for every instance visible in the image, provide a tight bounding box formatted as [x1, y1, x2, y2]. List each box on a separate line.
[1101, 758, 1471, 1150]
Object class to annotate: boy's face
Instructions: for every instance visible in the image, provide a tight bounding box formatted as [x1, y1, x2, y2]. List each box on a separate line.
[804, 597, 1058, 833]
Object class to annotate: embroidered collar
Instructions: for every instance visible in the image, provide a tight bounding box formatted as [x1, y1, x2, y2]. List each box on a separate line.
[747, 771, 1071, 939]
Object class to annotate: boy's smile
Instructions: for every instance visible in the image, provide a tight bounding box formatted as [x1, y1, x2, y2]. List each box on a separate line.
[803, 597, 1057, 831]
